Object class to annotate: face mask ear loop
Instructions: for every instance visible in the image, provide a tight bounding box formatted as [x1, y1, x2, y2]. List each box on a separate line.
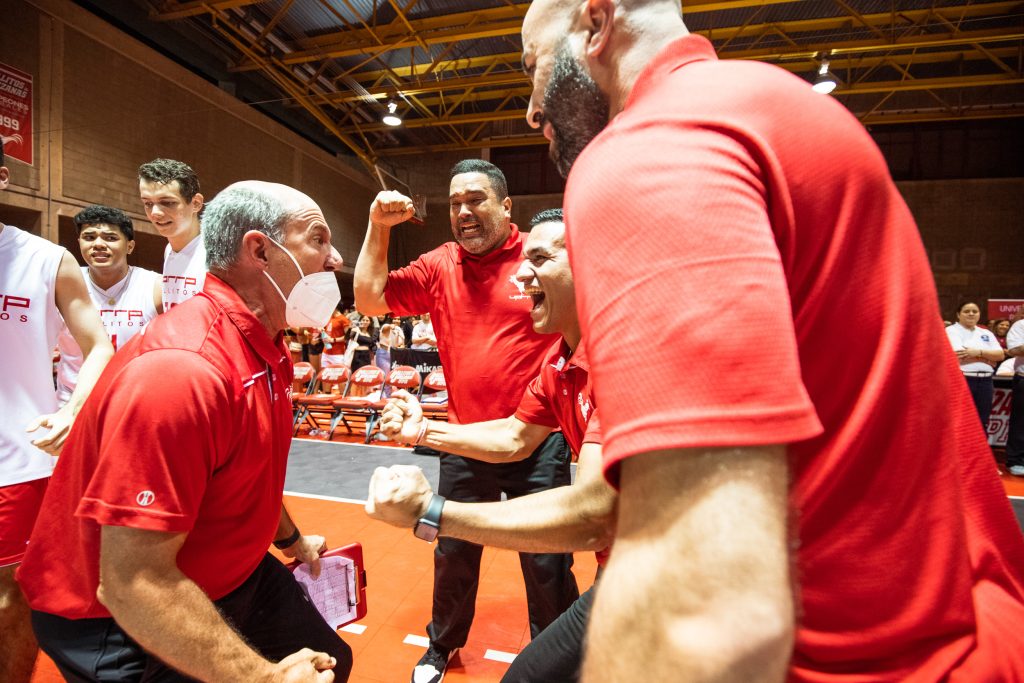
[266, 234, 306, 279]
[263, 270, 290, 304]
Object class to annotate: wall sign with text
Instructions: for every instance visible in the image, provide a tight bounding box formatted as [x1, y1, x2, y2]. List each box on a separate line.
[0, 62, 33, 166]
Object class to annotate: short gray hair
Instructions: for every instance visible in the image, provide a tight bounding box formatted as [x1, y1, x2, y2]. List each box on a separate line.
[203, 185, 291, 271]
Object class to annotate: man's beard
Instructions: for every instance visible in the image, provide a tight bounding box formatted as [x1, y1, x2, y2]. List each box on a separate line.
[542, 39, 611, 179]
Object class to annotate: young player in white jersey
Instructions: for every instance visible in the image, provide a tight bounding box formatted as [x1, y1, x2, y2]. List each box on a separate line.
[0, 141, 113, 683]
[137, 158, 205, 311]
[55, 205, 162, 404]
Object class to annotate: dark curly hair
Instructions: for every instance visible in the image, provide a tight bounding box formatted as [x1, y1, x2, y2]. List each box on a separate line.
[74, 205, 135, 241]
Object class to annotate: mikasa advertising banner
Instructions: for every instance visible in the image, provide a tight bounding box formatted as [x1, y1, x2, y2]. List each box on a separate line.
[0, 62, 33, 166]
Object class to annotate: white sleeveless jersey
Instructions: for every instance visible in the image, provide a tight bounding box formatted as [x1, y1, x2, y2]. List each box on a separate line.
[0, 225, 65, 485]
[162, 233, 207, 311]
[55, 266, 160, 404]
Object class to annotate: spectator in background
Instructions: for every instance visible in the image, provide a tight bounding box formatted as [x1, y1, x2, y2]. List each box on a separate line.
[351, 315, 377, 370]
[1005, 319, 1024, 477]
[946, 302, 1005, 433]
[412, 311, 438, 350]
[400, 315, 414, 349]
[321, 308, 352, 369]
[994, 319, 1011, 348]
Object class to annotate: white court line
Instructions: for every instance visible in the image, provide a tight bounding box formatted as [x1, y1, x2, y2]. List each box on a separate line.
[340, 623, 367, 635]
[484, 649, 517, 664]
[291, 437, 411, 452]
[403, 634, 430, 648]
[1010, 495, 1023, 500]
[283, 490, 366, 505]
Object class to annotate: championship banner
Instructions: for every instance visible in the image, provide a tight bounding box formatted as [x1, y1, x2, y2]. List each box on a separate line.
[0, 62, 33, 166]
[390, 347, 442, 378]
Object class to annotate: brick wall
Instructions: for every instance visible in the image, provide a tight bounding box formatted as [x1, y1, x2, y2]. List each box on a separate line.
[0, 0, 378, 275]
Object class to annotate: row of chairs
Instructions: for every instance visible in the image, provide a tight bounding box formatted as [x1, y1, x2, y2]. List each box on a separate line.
[290, 363, 447, 443]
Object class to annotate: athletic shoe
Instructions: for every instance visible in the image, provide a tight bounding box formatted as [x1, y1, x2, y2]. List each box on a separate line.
[412, 644, 457, 683]
[1009, 465, 1024, 477]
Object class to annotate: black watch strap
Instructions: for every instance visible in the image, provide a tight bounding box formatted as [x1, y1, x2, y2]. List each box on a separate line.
[413, 494, 445, 542]
[272, 528, 301, 550]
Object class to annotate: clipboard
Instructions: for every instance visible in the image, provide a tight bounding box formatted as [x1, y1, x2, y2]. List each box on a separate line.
[289, 543, 367, 628]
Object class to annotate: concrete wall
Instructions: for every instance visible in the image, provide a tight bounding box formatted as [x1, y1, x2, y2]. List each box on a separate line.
[0, 0, 378, 278]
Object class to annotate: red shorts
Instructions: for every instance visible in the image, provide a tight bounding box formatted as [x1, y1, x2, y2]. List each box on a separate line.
[0, 478, 49, 566]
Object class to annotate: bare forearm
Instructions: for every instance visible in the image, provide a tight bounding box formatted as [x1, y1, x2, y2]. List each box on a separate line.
[353, 222, 393, 315]
[581, 447, 794, 683]
[1007, 345, 1024, 358]
[420, 418, 547, 463]
[441, 477, 614, 552]
[63, 341, 114, 416]
[99, 570, 274, 682]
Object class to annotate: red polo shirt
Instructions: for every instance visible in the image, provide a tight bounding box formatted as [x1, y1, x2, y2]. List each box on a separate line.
[19, 275, 294, 619]
[515, 338, 600, 455]
[564, 34, 1024, 680]
[384, 228, 557, 423]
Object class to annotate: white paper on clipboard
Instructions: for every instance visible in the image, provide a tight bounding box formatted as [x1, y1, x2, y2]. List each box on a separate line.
[293, 555, 358, 628]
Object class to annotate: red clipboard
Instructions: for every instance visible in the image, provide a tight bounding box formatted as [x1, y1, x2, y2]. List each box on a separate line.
[289, 542, 367, 628]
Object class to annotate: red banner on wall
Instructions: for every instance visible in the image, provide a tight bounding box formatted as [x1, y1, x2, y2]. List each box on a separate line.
[0, 62, 33, 166]
[988, 299, 1024, 321]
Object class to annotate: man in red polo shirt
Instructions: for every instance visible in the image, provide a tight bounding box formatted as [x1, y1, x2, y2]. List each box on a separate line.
[18, 181, 351, 682]
[355, 162, 579, 683]
[518, 0, 1024, 681]
[367, 209, 610, 682]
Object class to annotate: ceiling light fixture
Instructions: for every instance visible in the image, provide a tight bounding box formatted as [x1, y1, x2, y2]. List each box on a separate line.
[382, 99, 402, 126]
[812, 59, 839, 95]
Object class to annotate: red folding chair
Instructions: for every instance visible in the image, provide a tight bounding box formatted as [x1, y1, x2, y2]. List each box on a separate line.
[419, 368, 448, 422]
[291, 362, 316, 423]
[331, 365, 387, 443]
[293, 366, 351, 437]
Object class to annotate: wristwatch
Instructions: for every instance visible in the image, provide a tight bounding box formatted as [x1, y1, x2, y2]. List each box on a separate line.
[413, 494, 445, 542]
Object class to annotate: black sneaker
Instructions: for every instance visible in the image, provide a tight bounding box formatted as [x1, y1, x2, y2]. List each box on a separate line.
[411, 644, 457, 683]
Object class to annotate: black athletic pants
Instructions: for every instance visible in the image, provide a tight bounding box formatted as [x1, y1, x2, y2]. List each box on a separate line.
[32, 553, 352, 682]
[427, 432, 579, 651]
[500, 582, 597, 683]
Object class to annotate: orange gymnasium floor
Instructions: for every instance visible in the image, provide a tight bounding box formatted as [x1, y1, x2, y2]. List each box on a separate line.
[29, 432, 1023, 683]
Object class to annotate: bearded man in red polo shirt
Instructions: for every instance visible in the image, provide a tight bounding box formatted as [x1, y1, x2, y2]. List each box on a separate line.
[517, 0, 1024, 681]
[354, 161, 579, 683]
[18, 181, 351, 683]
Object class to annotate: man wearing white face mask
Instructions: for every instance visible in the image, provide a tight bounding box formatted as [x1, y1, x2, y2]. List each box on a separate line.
[18, 182, 352, 683]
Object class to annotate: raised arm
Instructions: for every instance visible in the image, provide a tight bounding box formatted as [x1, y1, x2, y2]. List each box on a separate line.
[582, 445, 794, 683]
[353, 191, 415, 316]
[380, 390, 552, 463]
[98, 526, 336, 683]
[28, 252, 114, 455]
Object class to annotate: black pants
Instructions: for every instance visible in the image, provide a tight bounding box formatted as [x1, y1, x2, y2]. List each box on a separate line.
[963, 374, 995, 433]
[500, 582, 597, 683]
[32, 553, 352, 682]
[1007, 375, 1024, 468]
[427, 432, 579, 651]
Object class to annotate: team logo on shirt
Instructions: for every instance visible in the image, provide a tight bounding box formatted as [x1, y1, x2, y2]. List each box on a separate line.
[578, 393, 592, 422]
[0, 293, 30, 323]
[507, 275, 530, 301]
[136, 490, 156, 506]
[981, 334, 992, 342]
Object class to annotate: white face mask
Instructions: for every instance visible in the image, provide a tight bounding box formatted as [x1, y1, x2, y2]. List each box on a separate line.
[262, 236, 340, 329]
